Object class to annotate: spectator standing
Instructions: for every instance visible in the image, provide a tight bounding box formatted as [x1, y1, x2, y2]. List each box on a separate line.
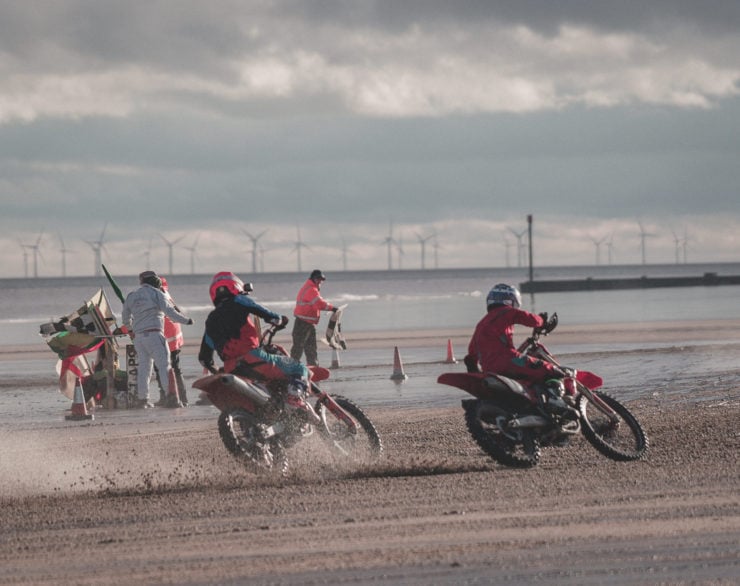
[121, 270, 193, 408]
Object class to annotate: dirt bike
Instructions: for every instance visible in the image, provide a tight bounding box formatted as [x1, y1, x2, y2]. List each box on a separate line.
[437, 312, 648, 468]
[192, 323, 383, 474]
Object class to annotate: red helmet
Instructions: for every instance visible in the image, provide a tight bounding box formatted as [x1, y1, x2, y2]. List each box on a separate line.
[209, 271, 244, 305]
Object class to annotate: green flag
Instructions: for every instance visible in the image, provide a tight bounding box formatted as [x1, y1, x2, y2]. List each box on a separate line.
[102, 264, 125, 304]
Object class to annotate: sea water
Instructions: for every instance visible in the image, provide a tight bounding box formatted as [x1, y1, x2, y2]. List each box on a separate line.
[3, 262, 740, 348]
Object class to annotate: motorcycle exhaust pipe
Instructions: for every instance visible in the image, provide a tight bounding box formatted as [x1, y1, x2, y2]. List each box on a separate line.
[220, 374, 272, 406]
[507, 415, 550, 429]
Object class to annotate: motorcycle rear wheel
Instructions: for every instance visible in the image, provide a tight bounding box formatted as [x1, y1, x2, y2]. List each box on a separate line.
[463, 399, 541, 468]
[217, 409, 287, 474]
[315, 395, 383, 463]
[578, 391, 648, 461]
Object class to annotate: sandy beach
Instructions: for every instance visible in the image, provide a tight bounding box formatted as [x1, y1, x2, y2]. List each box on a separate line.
[1, 322, 739, 584]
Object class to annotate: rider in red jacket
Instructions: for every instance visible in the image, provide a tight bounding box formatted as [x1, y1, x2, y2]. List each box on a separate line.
[465, 284, 563, 402]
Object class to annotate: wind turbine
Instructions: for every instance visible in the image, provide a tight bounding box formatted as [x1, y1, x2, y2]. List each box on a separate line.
[396, 231, 405, 270]
[381, 221, 397, 270]
[681, 228, 691, 264]
[637, 221, 657, 265]
[58, 233, 74, 278]
[670, 228, 682, 265]
[509, 227, 527, 267]
[242, 228, 268, 273]
[432, 234, 441, 269]
[291, 225, 310, 273]
[605, 235, 616, 265]
[590, 235, 607, 265]
[18, 240, 30, 278]
[159, 233, 184, 275]
[24, 231, 44, 278]
[84, 222, 108, 276]
[416, 232, 434, 270]
[184, 233, 201, 275]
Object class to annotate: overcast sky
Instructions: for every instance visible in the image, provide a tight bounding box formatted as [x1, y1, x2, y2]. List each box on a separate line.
[1, 0, 739, 278]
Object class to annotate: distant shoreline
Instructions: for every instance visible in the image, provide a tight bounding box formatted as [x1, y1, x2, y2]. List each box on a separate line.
[3, 260, 740, 284]
[10, 318, 740, 363]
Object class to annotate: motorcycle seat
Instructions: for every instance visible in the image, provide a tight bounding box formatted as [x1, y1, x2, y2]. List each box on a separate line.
[483, 374, 528, 396]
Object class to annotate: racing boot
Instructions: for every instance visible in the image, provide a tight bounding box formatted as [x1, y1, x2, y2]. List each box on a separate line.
[540, 379, 577, 418]
[284, 378, 320, 424]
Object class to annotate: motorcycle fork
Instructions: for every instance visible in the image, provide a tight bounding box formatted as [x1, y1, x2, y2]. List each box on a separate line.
[578, 384, 620, 423]
[313, 390, 359, 433]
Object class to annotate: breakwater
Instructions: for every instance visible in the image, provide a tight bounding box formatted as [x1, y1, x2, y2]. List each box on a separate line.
[520, 272, 740, 293]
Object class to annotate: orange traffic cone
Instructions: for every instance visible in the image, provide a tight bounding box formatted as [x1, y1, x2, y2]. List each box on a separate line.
[66, 378, 94, 421]
[330, 347, 341, 369]
[390, 346, 408, 381]
[164, 369, 183, 408]
[445, 339, 458, 364]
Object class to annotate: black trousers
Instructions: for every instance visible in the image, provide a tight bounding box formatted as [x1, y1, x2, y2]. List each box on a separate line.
[290, 318, 319, 365]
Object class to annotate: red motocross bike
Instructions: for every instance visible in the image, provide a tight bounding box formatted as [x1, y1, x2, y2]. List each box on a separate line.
[438, 313, 649, 468]
[193, 323, 383, 473]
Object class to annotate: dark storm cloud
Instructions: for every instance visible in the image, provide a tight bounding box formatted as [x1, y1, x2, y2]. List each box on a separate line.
[1, 1, 739, 274]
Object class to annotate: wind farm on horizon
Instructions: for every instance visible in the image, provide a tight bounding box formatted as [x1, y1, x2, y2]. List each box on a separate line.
[10, 217, 717, 280]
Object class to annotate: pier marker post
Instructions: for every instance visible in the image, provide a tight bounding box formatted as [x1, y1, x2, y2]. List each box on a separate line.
[330, 347, 341, 369]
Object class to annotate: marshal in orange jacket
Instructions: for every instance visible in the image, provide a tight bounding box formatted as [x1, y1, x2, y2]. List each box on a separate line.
[293, 278, 335, 324]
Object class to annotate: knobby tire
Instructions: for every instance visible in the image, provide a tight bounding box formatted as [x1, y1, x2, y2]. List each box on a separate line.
[217, 409, 287, 474]
[463, 399, 541, 468]
[317, 395, 383, 462]
[578, 391, 648, 461]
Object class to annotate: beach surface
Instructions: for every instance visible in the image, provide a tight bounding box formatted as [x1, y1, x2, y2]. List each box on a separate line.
[1, 321, 739, 585]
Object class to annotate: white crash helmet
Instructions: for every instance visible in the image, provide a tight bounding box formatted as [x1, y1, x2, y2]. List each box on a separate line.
[486, 283, 522, 309]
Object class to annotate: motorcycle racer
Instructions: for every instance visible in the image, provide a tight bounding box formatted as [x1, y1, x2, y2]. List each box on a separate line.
[464, 283, 566, 410]
[197, 271, 318, 421]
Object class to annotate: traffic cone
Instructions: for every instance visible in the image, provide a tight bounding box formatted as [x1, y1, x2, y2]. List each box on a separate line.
[390, 346, 408, 381]
[66, 378, 94, 421]
[445, 339, 458, 364]
[330, 347, 341, 369]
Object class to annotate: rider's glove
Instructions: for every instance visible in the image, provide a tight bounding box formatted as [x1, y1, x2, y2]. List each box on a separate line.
[277, 315, 289, 329]
[538, 312, 548, 324]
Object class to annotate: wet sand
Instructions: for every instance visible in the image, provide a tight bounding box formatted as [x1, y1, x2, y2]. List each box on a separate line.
[1, 323, 739, 584]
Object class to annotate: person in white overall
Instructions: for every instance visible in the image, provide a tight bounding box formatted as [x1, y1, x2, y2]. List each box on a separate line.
[121, 270, 193, 408]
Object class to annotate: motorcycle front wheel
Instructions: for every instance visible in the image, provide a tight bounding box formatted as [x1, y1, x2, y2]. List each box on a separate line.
[578, 391, 648, 461]
[315, 395, 383, 463]
[217, 409, 287, 474]
[463, 399, 541, 468]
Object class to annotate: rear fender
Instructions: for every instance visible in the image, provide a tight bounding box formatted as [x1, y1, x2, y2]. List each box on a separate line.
[437, 372, 531, 407]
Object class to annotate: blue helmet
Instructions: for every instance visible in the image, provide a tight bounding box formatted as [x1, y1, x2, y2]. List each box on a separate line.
[486, 283, 521, 309]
